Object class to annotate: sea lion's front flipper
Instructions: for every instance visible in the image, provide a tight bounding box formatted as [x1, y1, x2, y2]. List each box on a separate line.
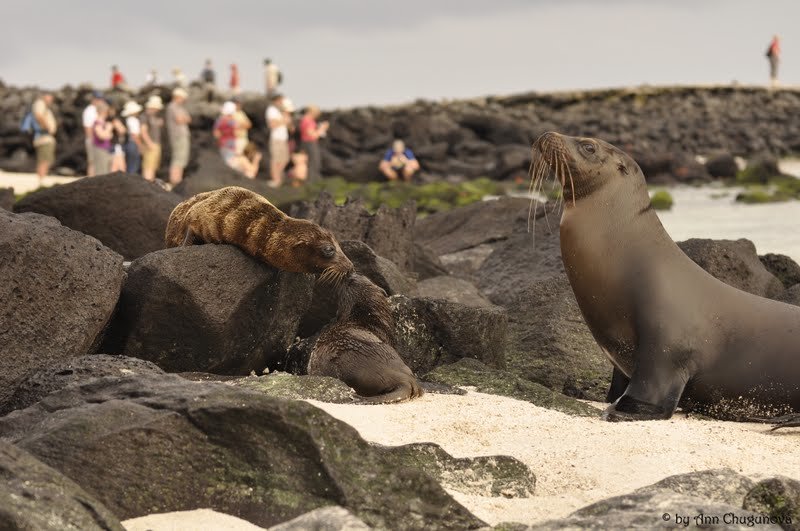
[603, 348, 688, 422]
[181, 227, 196, 246]
[606, 367, 629, 403]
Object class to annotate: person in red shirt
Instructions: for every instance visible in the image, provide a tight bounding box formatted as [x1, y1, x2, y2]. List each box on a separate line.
[298, 105, 329, 182]
[230, 63, 240, 95]
[110, 65, 126, 90]
[767, 35, 781, 87]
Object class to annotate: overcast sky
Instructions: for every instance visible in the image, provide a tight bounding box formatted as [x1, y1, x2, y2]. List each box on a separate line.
[2, 0, 797, 109]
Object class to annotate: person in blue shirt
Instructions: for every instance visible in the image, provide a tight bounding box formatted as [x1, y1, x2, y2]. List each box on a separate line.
[379, 139, 420, 181]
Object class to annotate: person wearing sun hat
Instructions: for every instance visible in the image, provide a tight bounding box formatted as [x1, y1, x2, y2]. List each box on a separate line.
[121, 100, 143, 174]
[166, 87, 191, 186]
[140, 95, 164, 181]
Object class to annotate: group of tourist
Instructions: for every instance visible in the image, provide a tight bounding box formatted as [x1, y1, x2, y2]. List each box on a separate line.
[82, 87, 192, 188]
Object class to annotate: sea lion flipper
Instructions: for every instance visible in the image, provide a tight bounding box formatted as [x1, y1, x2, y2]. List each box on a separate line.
[357, 381, 420, 405]
[181, 227, 196, 246]
[606, 367, 629, 404]
[603, 350, 687, 422]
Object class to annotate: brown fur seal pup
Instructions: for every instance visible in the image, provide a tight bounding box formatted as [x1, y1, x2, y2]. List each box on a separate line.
[531, 131, 800, 421]
[165, 186, 353, 280]
[308, 273, 423, 403]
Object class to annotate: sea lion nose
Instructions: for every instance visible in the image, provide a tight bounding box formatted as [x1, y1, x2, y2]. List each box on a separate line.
[534, 131, 561, 149]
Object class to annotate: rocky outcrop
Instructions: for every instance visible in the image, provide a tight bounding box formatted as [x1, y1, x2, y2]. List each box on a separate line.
[743, 477, 800, 529]
[267, 507, 370, 531]
[0, 187, 13, 210]
[0, 354, 164, 416]
[416, 275, 494, 307]
[0, 374, 485, 530]
[103, 244, 314, 374]
[760, 253, 800, 289]
[14, 172, 181, 259]
[0, 210, 124, 406]
[291, 193, 416, 271]
[0, 441, 124, 531]
[678, 238, 785, 298]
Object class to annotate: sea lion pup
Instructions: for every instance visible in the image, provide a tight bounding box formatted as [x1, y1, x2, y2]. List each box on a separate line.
[530, 131, 800, 422]
[165, 186, 353, 279]
[308, 273, 423, 403]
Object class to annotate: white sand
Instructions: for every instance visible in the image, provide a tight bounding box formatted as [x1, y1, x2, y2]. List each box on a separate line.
[309, 390, 800, 526]
[123, 508, 264, 531]
[0, 170, 79, 194]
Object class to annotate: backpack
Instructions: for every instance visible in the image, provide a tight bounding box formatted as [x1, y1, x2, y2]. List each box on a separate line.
[19, 110, 41, 135]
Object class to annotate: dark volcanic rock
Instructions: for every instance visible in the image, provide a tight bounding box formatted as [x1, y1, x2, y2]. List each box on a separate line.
[0, 374, 485, 530]
[678, 238, 784, 298]
[504, 275, 610, 401]
[414, 197, 531, 256]
[424, 359, 599, 417]
[391, 296, 508, 374]
[14, 172, 182, 260]
[291, 193, 416, 271]
[0, 441, 124, 531]
[0, 187, 13, 210]
[0, 211, 124, 407]
[1, 354, 163, 416]
[776, 284, 800, 307]
[705, 152, 739, 178]
[103, 244, 314, 374]
[533, 469, 770, 530]
[760, 253, 800, 289]
[416, 275, 493, 308]
[230, 373, 358, 403]
[413, 241, 449, 280]
[743, 476, 800, 529]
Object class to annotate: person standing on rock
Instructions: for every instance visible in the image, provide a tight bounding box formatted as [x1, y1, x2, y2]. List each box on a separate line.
[266, 93, 291, 187]
[264, 58, 281, 99]
[766, 35, 781, 87]
[110, 65, 126, 90]
[82, 91, 104, 176]
[230, 63, 241, 95]
[31, 92, 57, 182]
[166, 88, 191, 187]
[91, 101, 114, 175]
[299, 105, 329, 183]
[140, 96, 164, 182]
[121, 101, 143, 174]
[232, 96, 251, 155]
[201, 59, 215, 86]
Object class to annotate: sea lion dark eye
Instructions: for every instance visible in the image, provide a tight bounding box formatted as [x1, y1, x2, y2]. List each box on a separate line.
[321, 245, 335, 258]
[582, 142, 596, 154]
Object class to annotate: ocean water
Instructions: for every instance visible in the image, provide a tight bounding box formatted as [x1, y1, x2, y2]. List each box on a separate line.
[657, 185, 800, 263]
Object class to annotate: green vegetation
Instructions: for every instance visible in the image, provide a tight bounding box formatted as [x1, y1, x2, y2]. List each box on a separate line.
[305, 177, 506, 214]
[649, 189, 674, 210]
[734, 175, 800, 204]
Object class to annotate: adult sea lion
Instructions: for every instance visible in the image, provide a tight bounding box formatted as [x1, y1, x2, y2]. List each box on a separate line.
[308, 273, 423, 403]
[530, 132, 800, 421]
[165, 186, 353, 281]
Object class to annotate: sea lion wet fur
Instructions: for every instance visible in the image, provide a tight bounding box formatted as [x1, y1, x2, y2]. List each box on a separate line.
[308, 273, 423, 403]
[531, 132, 800, 422]
[165, 186, 353, 279]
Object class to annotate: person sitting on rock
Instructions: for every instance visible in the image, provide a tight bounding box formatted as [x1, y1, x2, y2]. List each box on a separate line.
[214, 103, 261, 179]
[379, 139, 420, 182]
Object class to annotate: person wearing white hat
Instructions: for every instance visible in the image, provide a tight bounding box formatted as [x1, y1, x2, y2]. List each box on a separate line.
[140, 96, 164, 182]
[121, 101, 143, 174]
[167, 87, 192, 186]
[265, 93, 291, 187]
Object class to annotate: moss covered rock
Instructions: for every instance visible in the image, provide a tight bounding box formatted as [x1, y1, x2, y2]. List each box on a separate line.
[423, 358, 599, 417]
[230, 373, 357, 403]
[743, 476, 800, 529]
[649, 189, 674, 210]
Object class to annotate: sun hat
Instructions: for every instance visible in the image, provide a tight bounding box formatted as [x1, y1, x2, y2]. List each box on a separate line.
[121, 101, 143, 117]
[172, 87, 188, 99]
[282, 98, 295, 112]
[145, 95, 164, 110]
[221, 101, 236, 116]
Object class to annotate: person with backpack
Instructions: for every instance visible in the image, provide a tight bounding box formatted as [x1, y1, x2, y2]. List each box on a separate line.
[29, 92, 57, 182]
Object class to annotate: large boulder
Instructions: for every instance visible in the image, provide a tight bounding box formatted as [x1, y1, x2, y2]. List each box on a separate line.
[0, 354, 163, 416]
[504, 275, 611, 401]
[103, 245, 314, 374]
[0, 211, 124, 406]
[291, 193, 416, 271]
[533, 469, 772, 530]
[678, 238, 784, 298]
[743, 476, 800, 528]
[760, 253, 800, 289]
[0, 441, 124, 531]
[14, 172, 182, 259]
[391, 295, 508, 374]
[414, 196, 531, 256]
[0, 374, 485, 530]
[416, 275, 493, 308]
[705, 152, 739, 179]
[0, 187, 13, 210]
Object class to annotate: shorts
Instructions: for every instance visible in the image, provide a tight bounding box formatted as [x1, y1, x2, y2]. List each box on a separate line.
[270, 139, 289, 168]
[85, 137, 95, 168]
[142, 144, 162, 172]
[170, 135, 190, 169]
[35, 141, 56, 165]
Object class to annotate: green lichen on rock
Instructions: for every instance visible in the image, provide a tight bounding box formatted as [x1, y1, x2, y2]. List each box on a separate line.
[384, 442, 536, 499]
[423, 358, 600, 417]
[649, 189, 674, 210]
[229, 373, 357, 403]
[742, 476, 800, 527]
[735, 186, 793, 204]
